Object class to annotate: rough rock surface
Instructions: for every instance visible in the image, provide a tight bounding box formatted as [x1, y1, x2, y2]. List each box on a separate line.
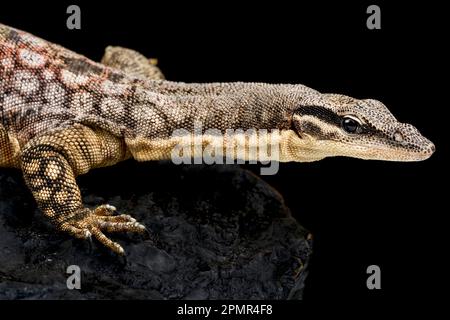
[0, 161, 311, 299]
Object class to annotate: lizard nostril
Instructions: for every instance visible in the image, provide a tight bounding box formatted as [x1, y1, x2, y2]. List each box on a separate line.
[429, 143, 436, 153]
[393, 131, 404, 142]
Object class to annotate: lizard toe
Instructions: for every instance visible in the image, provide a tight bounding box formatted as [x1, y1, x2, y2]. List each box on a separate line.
[97, 214, 137, 223]
[97, 219, 147, 234]
[93, 204, 117, 216]
[59, 221, 92, 240]
[90, 226, 125, 255]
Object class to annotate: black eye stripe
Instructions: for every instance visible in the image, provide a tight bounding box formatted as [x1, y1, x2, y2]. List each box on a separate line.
[301, 121, 324, 135]
[295, 106, 341, 126]
[295, 106, 393, 139]
[300, 120, 339, 139]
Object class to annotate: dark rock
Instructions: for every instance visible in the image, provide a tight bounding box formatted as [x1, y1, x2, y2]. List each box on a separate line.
[0, 161, 311, 299]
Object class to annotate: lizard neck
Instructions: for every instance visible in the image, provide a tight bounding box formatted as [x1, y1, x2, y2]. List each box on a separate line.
[126, 81, 328, 163]
[133, 81, 319, 134]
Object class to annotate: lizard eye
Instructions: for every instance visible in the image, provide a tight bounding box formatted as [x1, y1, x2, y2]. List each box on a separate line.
[342, 116, 361, 134]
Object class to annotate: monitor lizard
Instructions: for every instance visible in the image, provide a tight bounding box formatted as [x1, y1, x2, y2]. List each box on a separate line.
[0, 23, 435, 255]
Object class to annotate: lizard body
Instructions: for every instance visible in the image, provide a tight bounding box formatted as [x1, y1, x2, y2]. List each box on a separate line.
[0, 23, 435, 254]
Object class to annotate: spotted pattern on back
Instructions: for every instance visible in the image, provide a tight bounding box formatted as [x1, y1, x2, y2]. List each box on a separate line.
[0, 22, 435, 255]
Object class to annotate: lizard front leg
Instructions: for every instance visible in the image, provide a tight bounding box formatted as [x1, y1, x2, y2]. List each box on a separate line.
[20, 124, 146, 255]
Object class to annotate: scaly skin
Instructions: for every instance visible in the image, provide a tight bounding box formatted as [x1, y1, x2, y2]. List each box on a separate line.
[0, 23, 435, 255]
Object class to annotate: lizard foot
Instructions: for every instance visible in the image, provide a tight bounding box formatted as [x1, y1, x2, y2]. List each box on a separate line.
[59, 204, 147, 255]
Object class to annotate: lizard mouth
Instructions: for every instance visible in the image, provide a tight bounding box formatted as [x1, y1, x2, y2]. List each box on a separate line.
[352, 140, 435, 162]
[390, 143, 435, 161]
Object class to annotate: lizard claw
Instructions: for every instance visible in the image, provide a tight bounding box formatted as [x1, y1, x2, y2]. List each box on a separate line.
[59, 205, 146, 255]
[117, 252, 128, 266]
[142, 228, 152, 240]
[142, 228, 159, 245]
[86, 232, 94, 255]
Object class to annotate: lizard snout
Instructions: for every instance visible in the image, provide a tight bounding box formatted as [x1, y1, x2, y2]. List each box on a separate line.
[394, 123, 435, 159]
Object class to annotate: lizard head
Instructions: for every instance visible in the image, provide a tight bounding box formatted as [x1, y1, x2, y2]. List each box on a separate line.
[290, 94, 435, 162]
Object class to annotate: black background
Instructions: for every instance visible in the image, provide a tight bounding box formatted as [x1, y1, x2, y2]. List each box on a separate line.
[0, 0, 447, 309]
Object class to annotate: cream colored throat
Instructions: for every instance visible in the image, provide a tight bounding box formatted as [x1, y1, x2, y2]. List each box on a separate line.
[125, 129, 324, 163]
